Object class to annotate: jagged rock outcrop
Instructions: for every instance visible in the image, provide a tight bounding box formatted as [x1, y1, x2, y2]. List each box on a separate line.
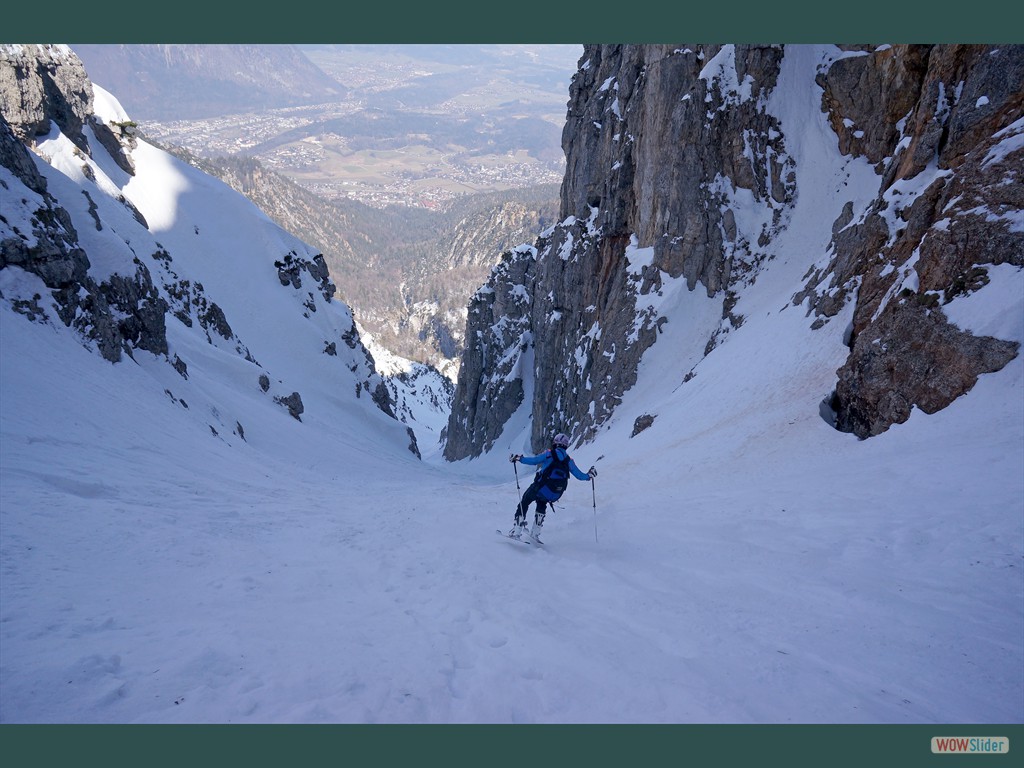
[561, 45, 793, 295]
[274, 250, 337, 304]
[273, 391, 305, 421]
[1, 121, 86, 282]
[818, 45, 932, 167]
[1, 111, 168, 363]
[0, 44, 93, 150]
[800, 44, 1023, 437]
[446, 44, 798, 458]
[0, 44, 136, 174]
[0, 116, 47, 193]
[1, 45, 166, 362]
[445, 43, 1022, 458]
[444, 245, 536, 459]
[832, 299, 1018, 437]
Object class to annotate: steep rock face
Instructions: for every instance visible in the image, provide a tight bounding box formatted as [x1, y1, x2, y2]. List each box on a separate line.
[833, 299, 1018, 437]
[447, 44, 797, 458]
[800, 44, 1022, 437]
[535, 44, 799, 451]
[444, 245, 535, 459]
[445, 43, 1022, 458]
[0, 44, 93, 150]
[818, 45, 932, 167]
[561, 45, 792, 295]
[0, 44, 137, 175]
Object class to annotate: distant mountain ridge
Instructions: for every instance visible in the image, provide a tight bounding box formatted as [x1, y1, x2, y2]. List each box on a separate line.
[70, 44, 346, 120]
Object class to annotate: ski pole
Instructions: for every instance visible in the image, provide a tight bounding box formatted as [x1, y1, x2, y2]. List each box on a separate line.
[591, 477, 598, 543]
[513, 458, 525, 521]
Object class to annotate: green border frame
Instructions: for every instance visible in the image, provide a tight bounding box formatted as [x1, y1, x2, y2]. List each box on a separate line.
[3, 724, 1024, 766]
[2, 2, 1021, 766]
[2, 0, 1021, 43]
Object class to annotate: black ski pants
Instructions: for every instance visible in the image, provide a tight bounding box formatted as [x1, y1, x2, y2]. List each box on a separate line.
[516, 481, 552, 522]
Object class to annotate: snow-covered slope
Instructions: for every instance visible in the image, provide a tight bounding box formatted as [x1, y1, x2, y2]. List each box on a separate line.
[2, 77, 418, 457]
[1, 47, 1021, 725]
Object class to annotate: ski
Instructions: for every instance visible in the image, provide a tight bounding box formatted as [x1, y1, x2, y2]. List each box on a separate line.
[496, 528, 544, 546]
[497, 528, 531, 545]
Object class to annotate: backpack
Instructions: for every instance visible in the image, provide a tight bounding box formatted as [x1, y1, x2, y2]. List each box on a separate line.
[537, 449, 571, 501]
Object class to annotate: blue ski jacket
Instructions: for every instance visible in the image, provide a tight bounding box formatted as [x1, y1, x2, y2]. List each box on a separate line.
[519, 447, 591, 482]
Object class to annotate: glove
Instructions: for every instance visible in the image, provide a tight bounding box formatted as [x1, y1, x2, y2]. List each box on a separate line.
[588, 466, 597, 478]
[510, 454, 522, 463]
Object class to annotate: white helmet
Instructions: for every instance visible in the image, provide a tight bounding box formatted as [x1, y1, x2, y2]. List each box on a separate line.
[552, 433, 570, 448]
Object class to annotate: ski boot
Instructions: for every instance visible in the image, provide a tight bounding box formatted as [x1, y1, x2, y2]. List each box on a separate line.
[511, 511, 527, 540]
[530, 512, 545, 543]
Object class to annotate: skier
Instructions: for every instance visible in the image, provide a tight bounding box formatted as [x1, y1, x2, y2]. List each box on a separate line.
[509, 432, 596, 541]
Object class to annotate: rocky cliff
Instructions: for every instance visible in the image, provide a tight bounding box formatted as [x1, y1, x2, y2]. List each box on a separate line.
[1, 44, 414, 448]
[444, 44, 1022, 460]
[1, 44, 165, 363]
[799, 44, 1023, 437]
